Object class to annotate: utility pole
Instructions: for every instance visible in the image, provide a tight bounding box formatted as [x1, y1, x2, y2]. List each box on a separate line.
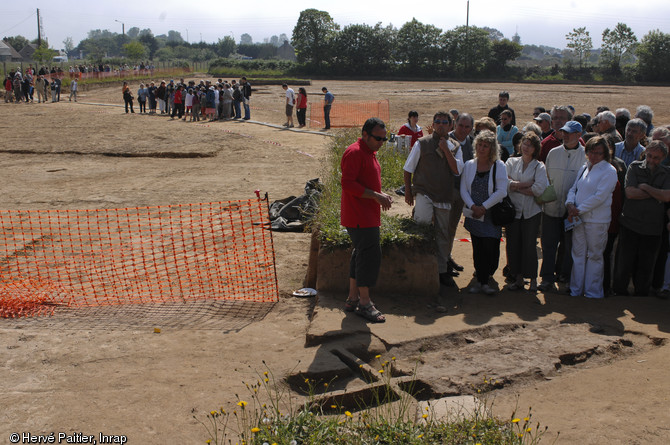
[115, 20, 125, 38]
[36, 8, 41, 47]
[465, 1, 470, 72]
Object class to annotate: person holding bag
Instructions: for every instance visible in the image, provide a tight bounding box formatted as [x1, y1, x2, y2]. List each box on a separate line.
[505, 133, 548, 292]
[461, 130, 508, 295]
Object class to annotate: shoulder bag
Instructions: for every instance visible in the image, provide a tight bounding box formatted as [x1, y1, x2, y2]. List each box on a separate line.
[491, 162, 516, 226]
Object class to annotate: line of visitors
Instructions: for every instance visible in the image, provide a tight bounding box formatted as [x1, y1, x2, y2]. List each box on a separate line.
[119, 77, 252, 121]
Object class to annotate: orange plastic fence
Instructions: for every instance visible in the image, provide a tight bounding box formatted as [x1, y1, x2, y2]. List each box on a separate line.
[0, 199, 278, 318]
[309, 100, 390, 128]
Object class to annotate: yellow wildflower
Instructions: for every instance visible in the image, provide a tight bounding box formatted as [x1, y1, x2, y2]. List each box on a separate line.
[251, 427, 260, 433]
[512, 418, 520, 423]
[375, 354, 381, 359]
[345, 411, 352, 418]
[238, 401, 248, 407]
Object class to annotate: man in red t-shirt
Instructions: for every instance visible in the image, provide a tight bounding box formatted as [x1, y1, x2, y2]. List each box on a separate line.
[341, 117, 393, 323]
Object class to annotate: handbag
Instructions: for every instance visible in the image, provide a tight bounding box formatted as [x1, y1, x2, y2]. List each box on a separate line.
[535, 182, 557, 205]
[490, 162, 516, 226]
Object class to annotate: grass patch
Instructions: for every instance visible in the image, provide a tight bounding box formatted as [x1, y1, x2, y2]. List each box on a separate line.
[58, 71, 194, 89]
[311, 129, 434, 249]
[196, 357, 552, 444]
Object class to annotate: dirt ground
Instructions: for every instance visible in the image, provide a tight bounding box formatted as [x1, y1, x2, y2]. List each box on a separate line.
[1, 78, 669, 444]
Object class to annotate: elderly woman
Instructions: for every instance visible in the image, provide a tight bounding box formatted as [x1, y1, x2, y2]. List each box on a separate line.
[566, 136, 618, 299]
[461, 130, 509, 295]
[505, 133, 548, 291]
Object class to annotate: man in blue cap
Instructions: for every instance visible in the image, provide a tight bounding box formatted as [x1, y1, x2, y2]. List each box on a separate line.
[539, 120, 586, 292]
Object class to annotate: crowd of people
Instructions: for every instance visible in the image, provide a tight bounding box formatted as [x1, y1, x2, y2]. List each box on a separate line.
[117, 77, 253, 121]
[341, 94, 670, 322]
[3, 67, 68, 103]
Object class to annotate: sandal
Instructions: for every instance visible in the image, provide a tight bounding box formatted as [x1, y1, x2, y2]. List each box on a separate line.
[355, 302, 386, 323]
[344, 298, 359, 312]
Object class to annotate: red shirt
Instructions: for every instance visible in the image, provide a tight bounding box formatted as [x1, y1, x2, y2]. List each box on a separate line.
[296, 93, 307, 109]
[397, 123, 423, 147]
[539, 132, 585, 162]
[340, 138, 381, 228]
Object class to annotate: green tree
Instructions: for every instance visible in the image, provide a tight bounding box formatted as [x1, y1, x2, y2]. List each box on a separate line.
[481, 26, 504, 41]
[78, 39, 105, 60]
[489, 38, 522, 72]
[3, 35, 30, 52]
[32, 41, 58, 64]
[333, 23, 396, 75]
[167, 30, 184, 44]
[601, 23, 637, 72]
[127, 27, 140, 39]
[155, 46, 175, 61]
[139, 32, 159, 59]
[636, 29, 670, 82]
[240, 33, 253, 45]
[566, 27, 592, 69]
[291, 9, 339, 67]
[62, 37, 75, 55]
[395, 18, 442, 71]
[442, 25, 491, 74]
[123, 41, 147, 61]
[215, 36, 236, 57]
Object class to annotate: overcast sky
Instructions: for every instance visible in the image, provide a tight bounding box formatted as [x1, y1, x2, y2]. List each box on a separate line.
[3, 1, 670, 51]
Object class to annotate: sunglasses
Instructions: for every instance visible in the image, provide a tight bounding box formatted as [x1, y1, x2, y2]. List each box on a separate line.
[369, 135, 388, 142]
[433, 119, 452, 125]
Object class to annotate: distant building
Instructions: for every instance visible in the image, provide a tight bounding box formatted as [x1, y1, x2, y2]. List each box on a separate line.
[19, 43, 38, 60]
[277, 40, 296, 62]
[0, 41, 23, 62]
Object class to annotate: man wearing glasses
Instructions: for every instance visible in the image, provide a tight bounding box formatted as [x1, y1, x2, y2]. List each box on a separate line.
[403, 112, 464, 294]
[341, 118, 393, 323]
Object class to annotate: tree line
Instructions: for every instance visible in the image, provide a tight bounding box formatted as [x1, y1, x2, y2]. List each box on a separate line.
[4, 9, 670, 83]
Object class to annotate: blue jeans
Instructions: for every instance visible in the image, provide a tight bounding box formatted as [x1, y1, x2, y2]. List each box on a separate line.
[324, 104, 332, 129]
[243, 99, 250, 119]
[234, 100, 242, 118]
[540, 213, 573, 283]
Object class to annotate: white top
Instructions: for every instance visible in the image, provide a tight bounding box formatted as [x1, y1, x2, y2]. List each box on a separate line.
[185, 93, 194, 107]
[544, 144, 586, 218]
[505, 157, 548, 219]
[285, 88, 295, 106]
[566, 161, 618, 224]
[403, 139, 463, 208]
[460, 159, 508, 210]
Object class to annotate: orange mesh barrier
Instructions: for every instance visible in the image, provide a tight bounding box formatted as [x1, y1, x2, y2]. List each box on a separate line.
[0, 199, 278, 318]
[309, 100, 390, 128]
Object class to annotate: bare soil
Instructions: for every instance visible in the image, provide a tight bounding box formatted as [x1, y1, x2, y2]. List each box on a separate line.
[1, 78, 669, 444]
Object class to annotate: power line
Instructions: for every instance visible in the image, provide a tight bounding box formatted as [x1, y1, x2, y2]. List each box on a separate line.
[0, 11, 36, 36]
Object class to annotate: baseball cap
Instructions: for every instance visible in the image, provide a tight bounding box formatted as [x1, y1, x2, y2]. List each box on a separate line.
[559, 121, 583, 134]
[533, 112, 551, 123]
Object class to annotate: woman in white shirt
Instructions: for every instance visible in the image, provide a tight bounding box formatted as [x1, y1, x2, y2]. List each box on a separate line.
[505, 133, 548, 291]
[461, 130, 508, 295]
[566, 136, 618, 299]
